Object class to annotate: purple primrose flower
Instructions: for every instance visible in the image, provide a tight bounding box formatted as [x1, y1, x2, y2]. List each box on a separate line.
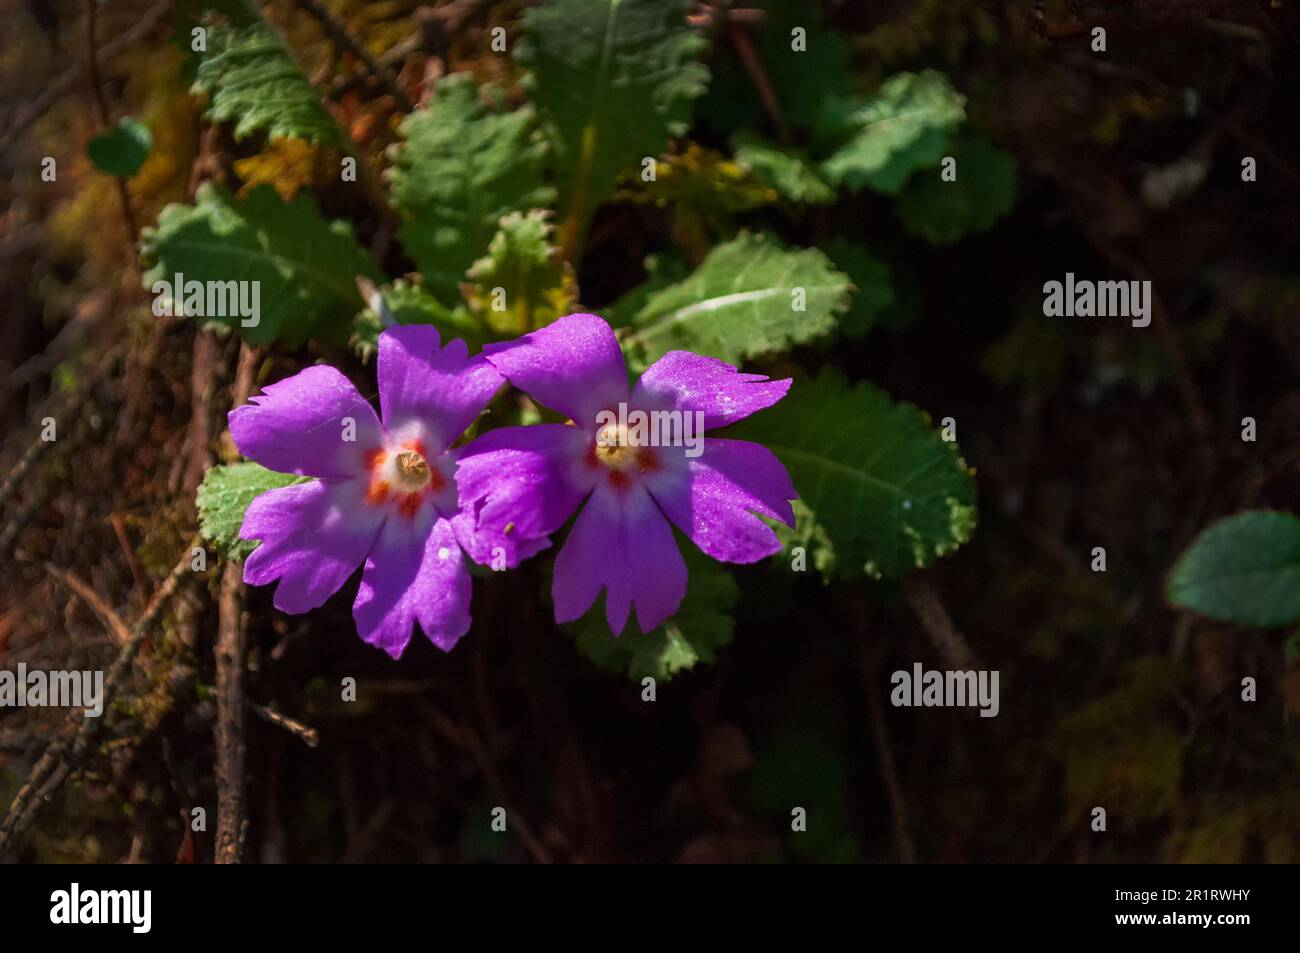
[229, 325, 540, 658]
[458, 312, 798, 635]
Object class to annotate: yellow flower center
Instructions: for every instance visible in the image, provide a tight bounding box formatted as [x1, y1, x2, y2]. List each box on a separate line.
[393, 449, 432, 491]
[594, 424, 640, 471]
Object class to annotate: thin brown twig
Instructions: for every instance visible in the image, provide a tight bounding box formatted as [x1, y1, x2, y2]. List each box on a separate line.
[42, 564, 133, 648]
[213, 342, 260, 864]
[288, 0, 413, 111]
[728, 22, 790, 145]
[249, 702, 319, 748]
[5, 1, 169, 152]
[0, 534, 200, 861]
[0, 345, 121, 518]
[84, 0, 140, 246]
[858, 637, 918, 863]
[903, 574, 979, 671]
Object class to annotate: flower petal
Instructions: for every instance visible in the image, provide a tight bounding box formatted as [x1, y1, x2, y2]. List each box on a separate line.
[241, 479, 383, 614]
[633, 351, 791, 430]
[553, 483, 687, 635]
[230, 365, 383, 479]
[454, 423, 594, 563]
[483, 313, 628, 427]
[353, 514, 473, 658]
[378, 325, 503, 450]
[647, 438, 796, 564]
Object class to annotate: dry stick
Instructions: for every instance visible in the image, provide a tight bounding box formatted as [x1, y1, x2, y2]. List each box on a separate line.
[288, 0, 413, 111]
[0, 344, 122, 520]
[84, 0, 139, 246]
[328, 33, 423, 99]
[213, 343, 260, 864]
[729, 22, 791, 145]
[42, 564, 133, 648]
[902, 574, 978, 671]
[858, 639, 918, 863]
[6, 0, 169, 148]
[214, 561, 248, 862]
[249, 702, 319, 749]
[0, 535, 200, 861]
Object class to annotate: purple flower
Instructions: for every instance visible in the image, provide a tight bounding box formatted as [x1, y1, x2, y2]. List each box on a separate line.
[229, 325, 536, 658]
[458, 312, 798, 635]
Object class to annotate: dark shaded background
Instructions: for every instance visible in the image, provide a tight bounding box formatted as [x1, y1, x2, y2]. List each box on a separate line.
[2, 0, 1299, 863]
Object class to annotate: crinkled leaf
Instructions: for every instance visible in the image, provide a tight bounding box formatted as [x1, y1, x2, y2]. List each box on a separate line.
[465, 210, 577, 335]
[823, 240, 894, 338]
[568, 547, 738, 681]
[518, 0, 709, 250]
[732, 370, 977, 579]
[141, 182, 382, 346]
[732, 133, 835, 205]
[620, 232, 851, 370]
[192, 12, 341, 145]
[1168, 511, 1300, 627]
[197, 462, 302, 560]
[390, 73, 554, 300]
[896, 135, 1017, 244]
[87, 117, 153, 177]
[820, 70, 965, 194]
[351, 279, 486, 360]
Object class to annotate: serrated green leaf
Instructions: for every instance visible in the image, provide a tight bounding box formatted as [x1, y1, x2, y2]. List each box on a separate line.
[391, 74, 554, 300]
[732, 133, 835, 205]
[141, 182, 382, 347]
[465, 210, 577, 335]
[820, 70, 965, 194]
[518, 0, 709, 254]
[568, 546, 738, 681]
[351, 279, 487, 360]
[732, 370, 977, 579]
[620, 232, 851, 370]
[192, 12, 341, 145]
[1168, 511, 1300, 627]
[197, 462, 302, 560]
[87, 117, 153, 177]
[896, 135, 1017, 244]
[822, 240, 894, 338]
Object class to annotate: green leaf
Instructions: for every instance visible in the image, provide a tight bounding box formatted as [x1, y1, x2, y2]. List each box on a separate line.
[822, 240, 894, 338]
[197, 462, 302, 560]
[819, 70, 965, 194]
[351, 279, 487, 360]
[141, 182, 382, 347]
[465, 210, 577, 336]
[620, 232, 851, 370]
[87, 117, 153, 177]
[192, 12, 341, 145]
[391, 74, 555, 300]
[731, 133, 835, 205]
[568, 547, 738, 681]
[518, 0, 709, 251]
[896, 135, 1017, 244]
[1168, 511, 1300, 627]
[732, 370, 977, 579]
